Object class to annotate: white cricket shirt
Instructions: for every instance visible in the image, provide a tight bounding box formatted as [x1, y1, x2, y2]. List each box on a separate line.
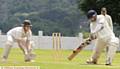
[7, 27, 32, 41]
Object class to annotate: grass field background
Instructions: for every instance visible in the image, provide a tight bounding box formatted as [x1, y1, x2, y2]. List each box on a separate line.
[0, 48, 120, 69]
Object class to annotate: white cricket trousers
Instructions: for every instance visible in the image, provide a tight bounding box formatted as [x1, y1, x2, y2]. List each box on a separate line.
[91, 37, 119, 64]
[2, 35, 33, 61]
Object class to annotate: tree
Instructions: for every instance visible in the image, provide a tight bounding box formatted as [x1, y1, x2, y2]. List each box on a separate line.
[78, 0, 120, 25]
[78, 0, 120, 36]
[0, 0, 88, 36]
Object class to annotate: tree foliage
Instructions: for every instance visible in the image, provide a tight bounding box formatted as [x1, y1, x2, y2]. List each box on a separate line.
[78, 0, 120, 36]
[0, 0, 87, 36]
[78, 0, 120, 25]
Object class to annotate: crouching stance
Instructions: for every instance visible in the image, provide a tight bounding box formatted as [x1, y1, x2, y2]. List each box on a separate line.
[86, 10, 119, 65]
[2, 20, 36, 62]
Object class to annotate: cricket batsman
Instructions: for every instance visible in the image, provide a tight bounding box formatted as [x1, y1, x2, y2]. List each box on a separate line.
[2, 20, 36, 62]
[86, 10, 119, 65]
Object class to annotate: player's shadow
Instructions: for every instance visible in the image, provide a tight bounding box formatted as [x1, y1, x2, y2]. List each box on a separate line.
[79, 63, 106, 66]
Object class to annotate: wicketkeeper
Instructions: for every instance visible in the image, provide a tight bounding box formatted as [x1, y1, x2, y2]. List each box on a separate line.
[100, 7, 113, 31]
[86, 10, 119, 65]
[2, 20, 36, 62]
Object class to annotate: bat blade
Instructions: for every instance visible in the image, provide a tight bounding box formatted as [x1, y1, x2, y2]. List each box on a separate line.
[68, 38, 92, 61]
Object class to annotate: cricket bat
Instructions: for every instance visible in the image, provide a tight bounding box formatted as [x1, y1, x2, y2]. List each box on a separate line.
[68, 38, 93, 61]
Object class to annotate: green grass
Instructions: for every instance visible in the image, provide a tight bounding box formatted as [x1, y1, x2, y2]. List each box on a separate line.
[0, 48, 120, 69]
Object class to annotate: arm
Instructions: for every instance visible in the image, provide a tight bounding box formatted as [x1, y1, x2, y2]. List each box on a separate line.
[90, 19, 104, 39]
[91, 17, 105, 34]
[17, 30, 32, 50]
[91, 23, 104, 34]
[26, 30, 32, 50]
[108, 16, 113, 31]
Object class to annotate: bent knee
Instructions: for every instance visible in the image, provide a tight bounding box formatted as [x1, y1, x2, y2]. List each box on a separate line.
[109, 37, 119, 47]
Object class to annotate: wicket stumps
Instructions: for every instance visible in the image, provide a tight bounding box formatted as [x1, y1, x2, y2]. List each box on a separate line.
[52, 33, 62, 61]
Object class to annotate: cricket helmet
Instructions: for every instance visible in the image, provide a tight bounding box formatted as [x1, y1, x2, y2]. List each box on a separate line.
[87, 10, 97, 19]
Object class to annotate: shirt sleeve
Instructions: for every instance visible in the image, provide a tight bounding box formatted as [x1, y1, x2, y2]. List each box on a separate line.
[27, 30, 32, 41]
[91, 19, 104, 34]
[108, 16, 113, 31]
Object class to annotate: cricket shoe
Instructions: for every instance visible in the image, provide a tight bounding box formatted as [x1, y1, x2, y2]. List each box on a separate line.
[30, 60, 35, 62]
[29, 54, 36, 60]
[106, 57, 112, 66]
[1, 58, 7, 63]
[105, 61, 111, 66]
[25, 59, 35, 62]
[86, 58, 97, 64]
[105, 63, 111, 66]
[25, 54, 36, 62]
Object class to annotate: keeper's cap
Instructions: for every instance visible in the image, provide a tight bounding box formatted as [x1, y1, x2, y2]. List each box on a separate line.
[22, 20, 32, 26]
